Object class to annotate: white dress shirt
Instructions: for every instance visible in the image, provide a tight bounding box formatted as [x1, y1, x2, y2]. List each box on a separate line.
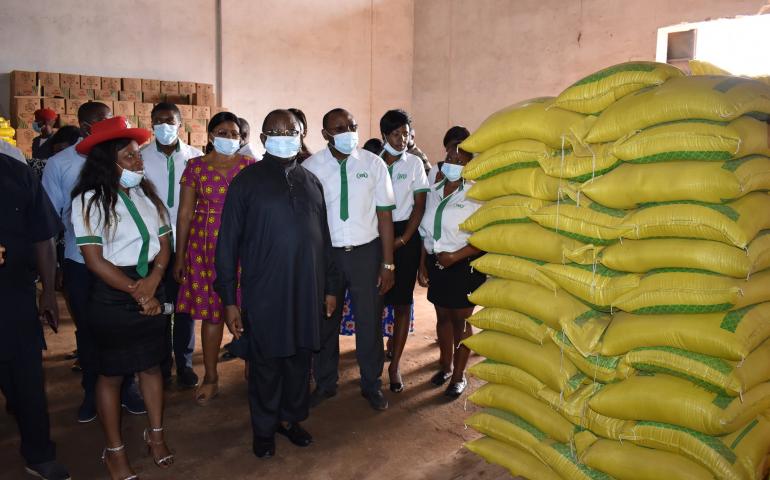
[141, 140, 203, 243]
[71, 187, 170, 266]
[238, 143, 263, 160]
[0, 139, 27, 163]
[381, 151, 430, 222]
[303, 146, 395, 248]
[420, 178, 481, 254]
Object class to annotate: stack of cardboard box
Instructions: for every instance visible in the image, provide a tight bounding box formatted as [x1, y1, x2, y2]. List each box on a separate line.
[9, 70, 224, 157]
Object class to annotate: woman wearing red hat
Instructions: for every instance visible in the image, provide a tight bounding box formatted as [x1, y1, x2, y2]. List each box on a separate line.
[71, 117, 175, 480]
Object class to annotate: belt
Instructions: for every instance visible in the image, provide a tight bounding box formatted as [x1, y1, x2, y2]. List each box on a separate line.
[335, 245, 362, 252]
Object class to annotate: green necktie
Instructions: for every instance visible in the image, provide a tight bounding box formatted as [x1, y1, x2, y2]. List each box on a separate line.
[118, 190, 151, 277]
[166, 154, 175, 208]
[340, 159, 349, 221]
[433, 191, 457, 241]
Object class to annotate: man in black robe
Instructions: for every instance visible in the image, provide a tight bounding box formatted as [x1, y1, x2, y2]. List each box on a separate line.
[214, 110, 340, 459]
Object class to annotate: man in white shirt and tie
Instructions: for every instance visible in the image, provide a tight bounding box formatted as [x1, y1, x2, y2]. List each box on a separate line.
[141, 102, 203, 389]
[303, 108, 396, 411]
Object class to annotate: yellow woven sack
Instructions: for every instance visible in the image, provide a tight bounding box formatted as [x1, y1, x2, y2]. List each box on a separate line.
[554, 61, 684, 114]
[466, 166, 563, 201]
[469, 223, 600, 264]
[624, 338, 770, 397]
[528, 198, 632, 245]
[459, 195, 547, 232]
[538, 263, 640, 310]
[538, 383, 630, 440]
[464, 409, 541, 458]
[613, 269, 770, 315]
[467, 278, 611, 355]
[469, 383, 575, 443]
[578, 434, 716, 480]
[689, 60, 731, 76]
[585, 75, 770, 143]
[624, 193, 770, 249]
[467, 360, 547, 397]
[460, 97, 586, 152]
[462, 330, 583, 394]
[580, 156, 770, 209]
[470, 254, 559, 291]
[464, 437, 561, 480]
[590, 373, 770, 435]
[623, 415, 770, 480]
[550, 330, 628, 383]
[462, 139, 552, 180]
[467, 307, 552, 344]
[599, 237, 770, 278]
[537, 143, 621, 182]
[599, 303, 770, 360]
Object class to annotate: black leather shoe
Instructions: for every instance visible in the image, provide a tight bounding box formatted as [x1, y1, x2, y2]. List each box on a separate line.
[177, 367, 199, 389]
[253, 436, 275, 458]
[309, 388, 336, 408]
[25, 460, 71, 480]
[444, 377, 468, 399]
[361, 389, 389, 411]
[430, 370, 452, 387]
[276, 422, 313, 447]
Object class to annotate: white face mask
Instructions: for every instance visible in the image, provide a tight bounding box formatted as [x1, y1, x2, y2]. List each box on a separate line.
[383, 141, 406, 156]
[117, 164, 144, 188]
[213, 136, 240, 155]
[153, 123, 179, 146]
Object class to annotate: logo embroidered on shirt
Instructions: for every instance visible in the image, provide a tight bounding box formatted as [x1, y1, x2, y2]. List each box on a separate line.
[356, 171, 369, 179]
[396, 173, 408, 180]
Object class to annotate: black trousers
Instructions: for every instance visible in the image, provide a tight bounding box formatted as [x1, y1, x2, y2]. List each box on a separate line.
[0, 342, 55, 465]
[160, 252, 195, 378]
[248, 338, 312, 439]
[62, 259, 97, 394]
[314, 239, 384, 394]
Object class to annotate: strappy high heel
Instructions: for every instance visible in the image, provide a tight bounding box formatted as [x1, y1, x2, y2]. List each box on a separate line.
[101, 444, 138, 480]
[144, 427, 174, 468]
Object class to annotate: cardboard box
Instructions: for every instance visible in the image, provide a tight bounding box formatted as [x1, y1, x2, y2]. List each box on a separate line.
[189, 132, 207, 146]
[57, 114, 79, 127]
[37, 72, 60, 89]
[211, 106, 229, 116]
[142, 91, 162, 103]
[187, 118, 207, 133]
[125, 116, 139, 128]
[177, 130, 189, 144]
[13, 97, 42, 115]
[136, 117, 152, 129]
[178, 105, 193, 120]
[15, 128, 36, 147]
[192, 105, 210, 120]
[113, 101, 135, 117]
[94, 90, 119, 101]
[42, 98, 66, 115]
[12, 84, 40, 96]
[18, 144, 32, 159]
[69, 88, 94, 100]
[43, 85, 66, 97]
[11, 70, 37, 87]
[178, 81, 196, 95]
[142, 79, 161, 92]
[101, 77, 121, 91]
[193, 92, 216, 107]
[133, 103, 153, 117]
[66, 98, 89, 115]
[80, 75, 101, 89]
[165, 94, 189, 105]
[119, 91, 141, 102]
[196, 83, 214, 95]
[60, 73, 81, 89]
[122, 77, 142, 92]
[98, 101, 114, 113]
[160, 81, 179, 94]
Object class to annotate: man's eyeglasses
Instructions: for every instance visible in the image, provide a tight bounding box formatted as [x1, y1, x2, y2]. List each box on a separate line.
[263, 129, 300, 137]
[325, 124, 358, 135]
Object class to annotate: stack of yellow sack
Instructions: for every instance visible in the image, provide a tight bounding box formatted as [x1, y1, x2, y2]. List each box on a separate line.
[460, 61, 770, 480]
[0, 117, 16, 146]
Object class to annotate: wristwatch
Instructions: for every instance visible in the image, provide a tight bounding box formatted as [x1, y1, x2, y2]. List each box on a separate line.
[382, 263, 396, 271]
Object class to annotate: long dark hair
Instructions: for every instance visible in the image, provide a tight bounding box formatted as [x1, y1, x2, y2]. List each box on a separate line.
[289, 107, 312, 161]
[204, 111, 241, 154]
[71, 138, 167, 236]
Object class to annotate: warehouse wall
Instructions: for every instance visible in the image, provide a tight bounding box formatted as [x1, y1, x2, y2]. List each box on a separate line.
[0, 0, 217, 116]
[220, 0, 414, 153]
[411, 0, 768, 163]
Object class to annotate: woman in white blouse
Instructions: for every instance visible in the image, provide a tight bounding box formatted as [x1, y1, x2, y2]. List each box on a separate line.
[71, 117, 174, 480]
[418, 126, 484, 400]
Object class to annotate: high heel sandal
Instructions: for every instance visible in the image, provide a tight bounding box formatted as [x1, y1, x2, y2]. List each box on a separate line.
[101, 444, 138, 480]
[143, 427, 174, 468]
[194, 381, 219, 406]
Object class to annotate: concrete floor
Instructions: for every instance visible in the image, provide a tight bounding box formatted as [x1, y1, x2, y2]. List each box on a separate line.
[0, 286, 511, 480]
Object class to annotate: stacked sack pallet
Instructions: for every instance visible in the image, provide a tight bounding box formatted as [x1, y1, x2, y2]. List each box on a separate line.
[459, 62, 770, 480]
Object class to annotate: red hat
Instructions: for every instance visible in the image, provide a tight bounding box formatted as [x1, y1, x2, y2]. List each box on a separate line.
[76, 117, 151, 155]
[34, 108, 58, 123]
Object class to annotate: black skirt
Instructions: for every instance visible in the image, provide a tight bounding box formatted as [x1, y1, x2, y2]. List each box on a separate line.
[87, 265, 167, 376]
[384, 220, 422, 306]
[426, 253, 486, 309]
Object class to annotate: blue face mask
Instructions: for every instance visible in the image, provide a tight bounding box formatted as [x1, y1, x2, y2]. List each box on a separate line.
[32, 121, 42, 133]
[153, 123, 179, 146]
[264, 135, 301, 159]
[213, 137, 240, 156]
[383, 141, 406, 157]
[331, 131, 359, 155]
[441, 162, 464, 182]
[117, 164, 145, 189]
